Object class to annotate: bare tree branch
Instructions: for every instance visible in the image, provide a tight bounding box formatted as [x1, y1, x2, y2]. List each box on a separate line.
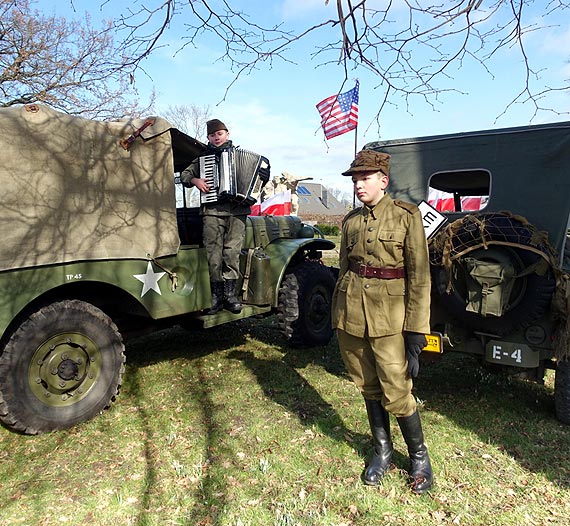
[160, 103, 211, 137]
[0, 0, 153, 119]
[111, 0, 570, 121]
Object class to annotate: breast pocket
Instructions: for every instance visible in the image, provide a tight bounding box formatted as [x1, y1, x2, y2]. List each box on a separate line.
[378, 230, 405, 264]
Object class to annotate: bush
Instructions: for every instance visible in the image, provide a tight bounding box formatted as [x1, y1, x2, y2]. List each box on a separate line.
[315, 223, 340, 236]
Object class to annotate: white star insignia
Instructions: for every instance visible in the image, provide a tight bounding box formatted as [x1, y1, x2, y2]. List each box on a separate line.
[133, 261, 166, 297]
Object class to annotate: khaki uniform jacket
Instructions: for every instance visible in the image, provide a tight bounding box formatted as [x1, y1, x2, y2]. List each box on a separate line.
[180, 140, 251, 217]
[332, 193, 431, 338]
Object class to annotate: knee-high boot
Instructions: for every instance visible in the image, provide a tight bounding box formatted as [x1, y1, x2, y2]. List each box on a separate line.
[397, 410, 433, 494]
[362, 399, 393, 486]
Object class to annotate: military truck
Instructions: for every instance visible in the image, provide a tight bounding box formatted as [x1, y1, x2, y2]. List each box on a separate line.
[366, 121, 570, 424]
[0, 104, 336, 435]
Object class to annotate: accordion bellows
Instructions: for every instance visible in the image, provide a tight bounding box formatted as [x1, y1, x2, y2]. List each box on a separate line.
[199, 147, 270, 206]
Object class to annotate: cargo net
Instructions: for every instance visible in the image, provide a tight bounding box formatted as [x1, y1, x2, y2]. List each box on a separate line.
[429, 211, 557, 268]
[429, 211, 570, 359]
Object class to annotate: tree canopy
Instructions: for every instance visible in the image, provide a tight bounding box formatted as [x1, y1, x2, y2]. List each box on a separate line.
[0, 0, 151, 119]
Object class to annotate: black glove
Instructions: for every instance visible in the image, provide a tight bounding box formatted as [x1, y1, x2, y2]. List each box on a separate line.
[404, 332, 427, 378]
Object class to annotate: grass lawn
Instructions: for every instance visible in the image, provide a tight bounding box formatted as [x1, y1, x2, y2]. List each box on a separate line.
[1, 312, 569, 526]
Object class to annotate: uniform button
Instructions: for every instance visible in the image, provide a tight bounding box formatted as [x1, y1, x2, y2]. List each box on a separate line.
[366, 260, 373, 266]
[367, 251, 373, 255]
[367, 239, 373, 243]
[364, 283, 370, 289]
[368, 227, 374, 232]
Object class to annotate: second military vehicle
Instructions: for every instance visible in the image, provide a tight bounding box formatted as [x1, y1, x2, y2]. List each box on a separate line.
[366, 121, 570, 424]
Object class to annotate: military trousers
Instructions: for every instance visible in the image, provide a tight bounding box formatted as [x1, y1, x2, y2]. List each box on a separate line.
[337, 329, 416, 417]
[202, 214, 246, 282]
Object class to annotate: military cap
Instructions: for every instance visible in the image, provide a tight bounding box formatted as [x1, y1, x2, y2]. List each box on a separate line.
[206, 118, 228, 135]
[342, 149, 390, 176]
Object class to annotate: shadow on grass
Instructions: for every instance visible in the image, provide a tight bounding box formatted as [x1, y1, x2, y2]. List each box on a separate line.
[123, 320, 382, 525]
[124, 316, 570, 500]
[125, 332, 234, 526]
[414, 352, 570, 488]
[227, 348, 369, 459]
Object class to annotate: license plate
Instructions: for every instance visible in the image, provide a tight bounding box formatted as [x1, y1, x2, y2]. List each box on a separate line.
[423, 332, 442, 353]
[485, 340, 539, 367]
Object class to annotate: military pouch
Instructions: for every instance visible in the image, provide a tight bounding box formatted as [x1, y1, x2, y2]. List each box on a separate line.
[463, 257, 516, 317]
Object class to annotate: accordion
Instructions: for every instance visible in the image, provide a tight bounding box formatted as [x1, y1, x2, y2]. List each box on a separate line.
[199, 147, 270, 206]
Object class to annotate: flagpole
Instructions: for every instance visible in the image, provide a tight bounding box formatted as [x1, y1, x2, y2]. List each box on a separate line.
[352, 124, 358, 208]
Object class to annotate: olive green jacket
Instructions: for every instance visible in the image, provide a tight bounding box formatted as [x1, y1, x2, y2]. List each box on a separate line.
[332, 193, 431, 338]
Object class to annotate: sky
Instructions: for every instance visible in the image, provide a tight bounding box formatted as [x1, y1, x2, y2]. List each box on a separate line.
[34, 0, 570, 197]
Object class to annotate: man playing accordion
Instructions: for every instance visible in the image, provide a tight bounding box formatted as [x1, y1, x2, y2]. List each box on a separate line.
[181, 118, 269, 314]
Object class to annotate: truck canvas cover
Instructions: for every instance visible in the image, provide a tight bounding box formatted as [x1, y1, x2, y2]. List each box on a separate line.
[0, 104, 201, 271]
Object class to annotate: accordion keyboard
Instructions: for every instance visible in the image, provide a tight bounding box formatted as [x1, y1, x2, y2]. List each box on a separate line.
[199, 155, 219, 204]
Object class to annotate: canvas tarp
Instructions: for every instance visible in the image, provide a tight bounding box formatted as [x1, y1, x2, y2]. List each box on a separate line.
[0, 104, 195, 272]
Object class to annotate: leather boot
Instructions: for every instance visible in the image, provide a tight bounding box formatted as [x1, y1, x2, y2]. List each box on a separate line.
[397, 411, 433, 494]
[362, 399, 393, 486]
[223, 279, 242, 313]
[207, 281, 224, 314]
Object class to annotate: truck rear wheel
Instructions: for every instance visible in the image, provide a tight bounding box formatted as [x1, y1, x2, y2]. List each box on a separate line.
[431, 212, 556, 335]
[432, 245, 555, 335]
[277, 261, 336, 347]
[0, 300, 125, 434]
[555, 359, 570, 424]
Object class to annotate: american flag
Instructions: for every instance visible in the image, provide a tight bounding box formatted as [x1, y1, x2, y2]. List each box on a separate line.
[316, 80, 359, 140]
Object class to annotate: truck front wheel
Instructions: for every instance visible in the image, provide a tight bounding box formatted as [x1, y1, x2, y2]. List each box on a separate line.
[277, 261, 336, 348]
[0, 300, 125, 434]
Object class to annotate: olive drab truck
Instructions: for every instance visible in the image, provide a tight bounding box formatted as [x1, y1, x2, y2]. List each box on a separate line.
[365, 120, 570, 424]
[0, 104, 336, 435]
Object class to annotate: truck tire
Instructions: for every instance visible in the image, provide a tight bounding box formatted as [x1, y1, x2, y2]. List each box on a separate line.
[431, 213, 556, 335]
[432, 245, 555, 335]
[555, 359, 570, 424]
[277, 261, 336, 348]
[0, 300, 125, 434]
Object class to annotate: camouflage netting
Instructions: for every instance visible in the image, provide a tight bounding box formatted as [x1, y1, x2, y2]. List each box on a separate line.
[429, 212, 570, 359]
[429, 212, 557, 269]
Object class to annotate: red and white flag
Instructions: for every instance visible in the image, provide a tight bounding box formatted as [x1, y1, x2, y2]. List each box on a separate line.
[428, 188, 484, 212]
[249, 190, 292, 216]
[316, 80, 359, 140]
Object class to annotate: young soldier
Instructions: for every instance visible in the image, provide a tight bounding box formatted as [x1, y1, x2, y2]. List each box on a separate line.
[332, 149, 433, 494]
[180, 119, 249, 314]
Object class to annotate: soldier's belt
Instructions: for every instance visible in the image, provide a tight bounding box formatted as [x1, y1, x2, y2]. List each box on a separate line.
[348, 261, 406, 279]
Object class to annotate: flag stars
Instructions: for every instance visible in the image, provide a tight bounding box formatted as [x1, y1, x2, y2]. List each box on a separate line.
[338, 87, 359, 112]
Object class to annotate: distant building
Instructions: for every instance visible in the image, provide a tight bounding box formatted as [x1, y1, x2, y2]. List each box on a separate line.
[296, 183, 349, 216]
